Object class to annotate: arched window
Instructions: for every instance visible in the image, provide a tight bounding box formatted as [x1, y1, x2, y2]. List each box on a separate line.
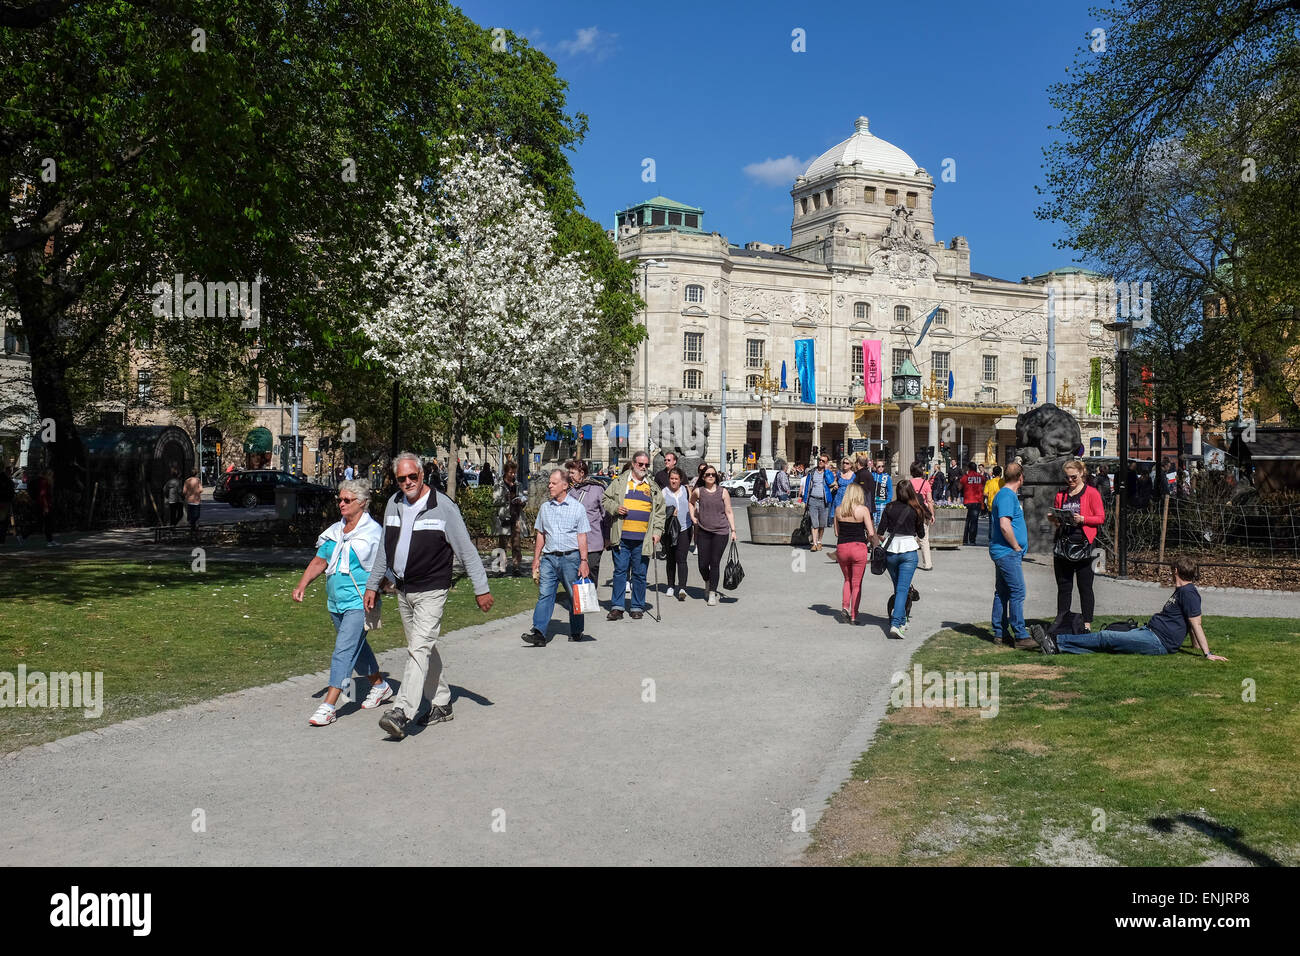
[894, 305, 910, 326]
[683, 369, 702, 390]
[745, 374, 760, 390]
[933, 308, 948, 326]
[854, 301, 869, 320]
[685, 284, 704, 304]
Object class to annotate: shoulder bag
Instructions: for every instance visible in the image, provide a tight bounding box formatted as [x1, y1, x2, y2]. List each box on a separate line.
[870, 533, 893, 575]
[722, 540, 745, 590]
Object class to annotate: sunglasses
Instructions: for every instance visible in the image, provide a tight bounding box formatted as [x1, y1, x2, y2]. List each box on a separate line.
[704, 472, 717, 478]
[396, 472, 420, 483]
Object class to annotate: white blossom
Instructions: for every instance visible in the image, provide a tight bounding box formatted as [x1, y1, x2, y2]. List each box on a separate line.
[357, 144, 601, 427]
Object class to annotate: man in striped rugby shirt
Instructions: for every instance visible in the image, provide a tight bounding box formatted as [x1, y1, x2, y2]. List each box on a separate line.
[601, 450, 665, 620]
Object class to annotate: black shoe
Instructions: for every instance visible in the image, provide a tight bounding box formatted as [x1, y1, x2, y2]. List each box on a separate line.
[379, 707, 409, 739]
[1030, 624, 1057, 655]
[415, 703, 454, 726]
[837, 607, 851, 624]
[569, 632, 586, 642]
[607, 608, 624, 621]
[629, 610, 644, 620]
[521, 628, 546, 646]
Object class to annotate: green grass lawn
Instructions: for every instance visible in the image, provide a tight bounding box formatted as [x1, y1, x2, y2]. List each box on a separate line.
[0, 560, 537, 751]
[808, 617, 1300, 866]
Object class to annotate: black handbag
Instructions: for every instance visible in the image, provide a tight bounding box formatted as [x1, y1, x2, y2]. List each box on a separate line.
[1053, 528, 1092, 562]
[657, 505, 679, 559]
[722, 540, 745, 590]
[792, 503, 812, 546]
[870, 534, 892, 575]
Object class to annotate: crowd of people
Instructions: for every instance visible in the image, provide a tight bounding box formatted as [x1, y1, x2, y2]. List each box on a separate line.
[292, 446, 1230, 736]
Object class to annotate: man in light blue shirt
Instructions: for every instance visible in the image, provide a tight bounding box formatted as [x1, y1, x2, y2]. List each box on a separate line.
[988, 462, 1033, 647]
[522, 468, 590, 645]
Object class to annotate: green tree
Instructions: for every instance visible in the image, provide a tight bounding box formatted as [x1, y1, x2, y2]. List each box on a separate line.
[2, 2, 590, 525]
[1039, 0, 1300, 421]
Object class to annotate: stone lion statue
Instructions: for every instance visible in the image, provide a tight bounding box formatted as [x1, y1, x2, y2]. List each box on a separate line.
[1014, 404, 1081, 465]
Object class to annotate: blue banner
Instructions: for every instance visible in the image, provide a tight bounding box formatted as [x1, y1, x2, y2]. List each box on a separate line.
[780, 360, 787, 390]
[913, 305, 941, 351]
[1030, 374, 1038, 404]
[947, 370, 954, 400]
[795, 339, 816, 405]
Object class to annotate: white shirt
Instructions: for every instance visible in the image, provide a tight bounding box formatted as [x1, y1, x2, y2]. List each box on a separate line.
[391, 489, 430, 579]
[663, 486, 691, 527]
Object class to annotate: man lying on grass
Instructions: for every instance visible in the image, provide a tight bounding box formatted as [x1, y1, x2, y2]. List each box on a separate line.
[1031, 557, 1228, 660]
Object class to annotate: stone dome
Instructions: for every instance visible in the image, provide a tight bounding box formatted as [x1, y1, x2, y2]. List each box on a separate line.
[803, 117, 920, 180]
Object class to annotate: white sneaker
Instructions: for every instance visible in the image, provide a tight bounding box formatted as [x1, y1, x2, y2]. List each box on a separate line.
[309, 703, 337, 726]
[707, 591, 719, 606]
[361, 681, 393, 709]
[665, 587, 675, 597]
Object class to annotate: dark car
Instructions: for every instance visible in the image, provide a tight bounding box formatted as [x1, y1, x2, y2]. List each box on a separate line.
[214, 469, 333, 509]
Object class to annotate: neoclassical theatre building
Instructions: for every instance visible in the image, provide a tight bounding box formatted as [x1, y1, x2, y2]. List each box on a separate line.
[569, 116, 1119, 471]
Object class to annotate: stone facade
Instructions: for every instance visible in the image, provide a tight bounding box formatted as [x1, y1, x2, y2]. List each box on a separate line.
[568, 117, 1120, 472]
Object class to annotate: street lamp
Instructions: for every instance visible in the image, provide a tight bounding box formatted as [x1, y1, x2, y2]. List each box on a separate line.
[921, 371, 946, 473]
[1105, 319, 1135, 578]
[639, 258, 670, 454]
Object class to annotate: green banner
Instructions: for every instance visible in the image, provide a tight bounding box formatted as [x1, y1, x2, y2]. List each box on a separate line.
[1086, 358, 1102, 416]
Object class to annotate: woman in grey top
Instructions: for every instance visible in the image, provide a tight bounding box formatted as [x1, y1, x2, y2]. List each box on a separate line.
[567, 458, 607, 582]
[689, 465, 736, 606]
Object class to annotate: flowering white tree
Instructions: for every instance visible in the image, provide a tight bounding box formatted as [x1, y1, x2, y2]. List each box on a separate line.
[358, 144, 602, 498]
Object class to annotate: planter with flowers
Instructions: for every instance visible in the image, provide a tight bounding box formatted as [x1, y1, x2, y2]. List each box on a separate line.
[931, 504, 968, 549]
[747, 497, 808, 545]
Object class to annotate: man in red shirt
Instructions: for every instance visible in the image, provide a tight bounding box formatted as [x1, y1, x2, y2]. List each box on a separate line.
[961, 462, 986, 546]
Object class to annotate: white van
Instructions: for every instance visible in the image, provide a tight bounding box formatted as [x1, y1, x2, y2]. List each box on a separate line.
[721, 468, 781, 498]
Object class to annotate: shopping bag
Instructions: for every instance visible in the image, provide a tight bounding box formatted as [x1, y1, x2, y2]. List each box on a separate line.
[791, 506, 812, 546]
[722, 541, 745, 590]
[571, 577, 599, 615]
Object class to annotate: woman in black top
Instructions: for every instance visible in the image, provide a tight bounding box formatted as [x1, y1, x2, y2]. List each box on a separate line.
[876, 480, 927, 639]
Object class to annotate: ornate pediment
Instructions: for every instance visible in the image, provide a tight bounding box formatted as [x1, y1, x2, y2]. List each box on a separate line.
[866, 246, 938, 291]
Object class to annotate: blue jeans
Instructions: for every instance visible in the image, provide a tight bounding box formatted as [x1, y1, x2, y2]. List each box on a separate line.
[610, 540, 648, 611]
[885, 550, 919, 628]
[329, 608, 379, 690]
[532, 550, 583, 635]
[1057, 627, 1168, 655]
[991, 552, 1028, 641]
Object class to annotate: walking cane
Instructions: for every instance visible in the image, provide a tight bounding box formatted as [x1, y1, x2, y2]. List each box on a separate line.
[650, 547, 662, 623]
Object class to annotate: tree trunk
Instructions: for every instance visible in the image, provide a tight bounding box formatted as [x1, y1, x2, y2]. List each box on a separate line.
[447, 415, 459, 502]
[16, 245, 89, 530]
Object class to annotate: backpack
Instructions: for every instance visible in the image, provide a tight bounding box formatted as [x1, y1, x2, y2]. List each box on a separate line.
[1048, 611, 1087, 638]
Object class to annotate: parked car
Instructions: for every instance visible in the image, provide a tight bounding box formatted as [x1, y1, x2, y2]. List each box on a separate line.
[214, 469, 333, 509]
[721, 468, 781, 498]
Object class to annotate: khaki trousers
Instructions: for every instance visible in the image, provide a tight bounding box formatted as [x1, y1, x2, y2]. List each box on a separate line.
[394, 587, 451, 714]
[918, 531, 932, 570]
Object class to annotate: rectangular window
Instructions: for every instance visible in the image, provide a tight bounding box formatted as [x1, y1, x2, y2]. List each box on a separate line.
[800, 197, 809, 215]
[1023, 357, 1038, 384]
[906, 191, 918, 208]
[745, 373, 760, 390]
[685, 214, 698, 228]
[265, 383, 279, 405]
[136, 370, 152, 402]
[852, 344, 864, 379]
[746, 339, 764, 369]
[683, 369, 702, 390]
[932, 351, 950, 382]
[864, 186, 876, 203]
[825, 189, 834, 205]
[812, 193, 821, 210]
[934, 308, 948, 326]
[1023, 388, 1033, 406]
[892, 348, 912, 375]
[885, 189, 898, 205]
[853, 302, 868, 320]
[668, 211, 682, 226]
[685, 285, 704, 304]
[651, 209, 665, 226]
[684, 332, 703, 363]
[983, 355, 998, 383]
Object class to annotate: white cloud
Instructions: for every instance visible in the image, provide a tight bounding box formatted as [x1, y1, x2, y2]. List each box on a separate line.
[555, 26, 617, 60]
[742, 155, 814, 187]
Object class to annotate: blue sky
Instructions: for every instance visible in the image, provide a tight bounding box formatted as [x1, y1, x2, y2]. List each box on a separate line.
[458, 0, 1107, 281]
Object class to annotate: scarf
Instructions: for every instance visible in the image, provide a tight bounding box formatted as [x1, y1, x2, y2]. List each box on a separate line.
[315, 512, 383, 578]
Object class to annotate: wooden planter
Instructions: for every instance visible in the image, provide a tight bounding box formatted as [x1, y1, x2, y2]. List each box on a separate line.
[930, 509, 967, 549]
[748, 504, 806, 545]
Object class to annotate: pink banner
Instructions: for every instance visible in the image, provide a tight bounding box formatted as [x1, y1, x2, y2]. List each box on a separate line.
[864, 339, 882, 404]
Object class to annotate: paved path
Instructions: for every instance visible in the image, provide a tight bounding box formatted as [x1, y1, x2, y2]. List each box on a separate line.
[3, 512, 1296, 866]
